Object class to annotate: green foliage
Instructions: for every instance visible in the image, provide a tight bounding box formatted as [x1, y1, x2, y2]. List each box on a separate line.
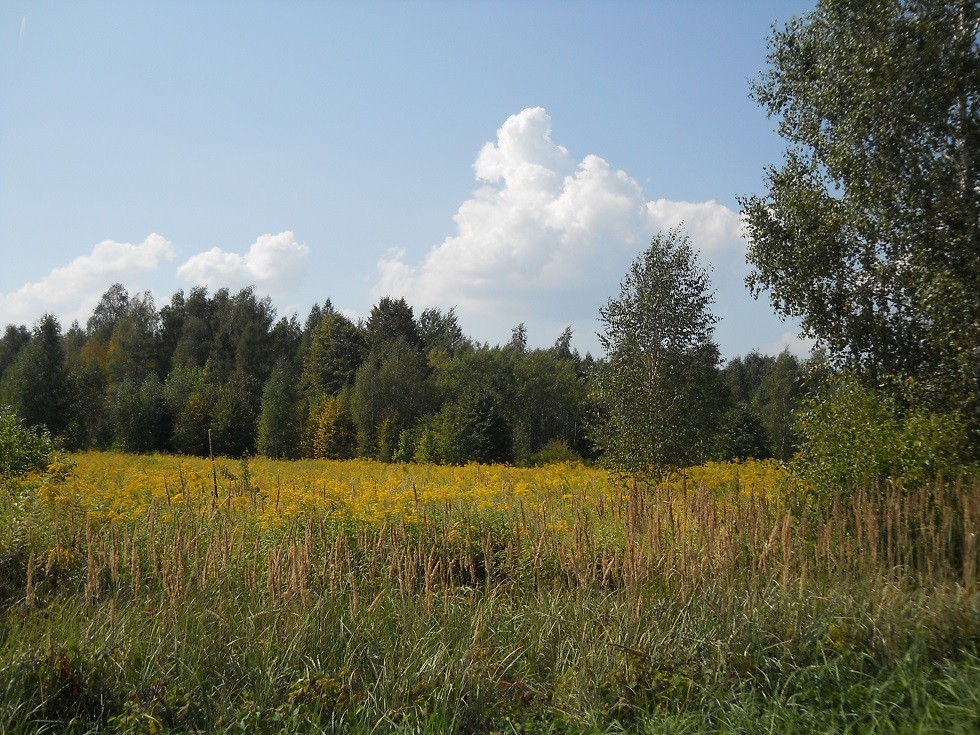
[422, 389, 511, 465]
[425, 342, 585, 465]
[712, 403, 770, 462]
[165, 286, 284, 386]
[0, 408, 56, 477]
[742, 0, 980, 439]
[592, 228, 723, 479]
[524, 439, 582, 467]
[86, 282, 130, 343]
[0, 324, 30, 386]
[63, 347, 112, 451]
[104, 291, 161, 386]
[717, 349, 807, 462]
[794, 373, 969, 496]
[209, 371, 260, 457]
[393, 425, 422, 463]
[754, 349, 805, 460]
[365, 296, 422, 358]
[411, 423, 438, 465]
[306, 393, 357, 459]
[0, 315, 70, 436]
[299, 311, 366, 398]
[110, 373, 170, 453]
[350, 340, 432, 459]
[164, 366, 210, 455]
[0, 280, 811, 468]
[508, 323, 528, 353]
[169, 288, 213, 370]
[258, 360, 304, 460]
[419, 306, 467, 355]
[512, 349, 589, 464]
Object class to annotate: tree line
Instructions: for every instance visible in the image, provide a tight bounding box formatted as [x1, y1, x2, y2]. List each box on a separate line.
[0, 283, 809, 466]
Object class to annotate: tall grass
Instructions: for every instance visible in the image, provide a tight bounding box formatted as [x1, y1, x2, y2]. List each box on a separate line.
[0, 454, 977, 733]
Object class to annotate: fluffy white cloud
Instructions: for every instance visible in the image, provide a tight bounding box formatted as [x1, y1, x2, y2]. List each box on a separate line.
[759, 331, 817, 358]
[375, 107, 753, 353]
[177, 231, 310, 292]
[0, 234, 175, 327]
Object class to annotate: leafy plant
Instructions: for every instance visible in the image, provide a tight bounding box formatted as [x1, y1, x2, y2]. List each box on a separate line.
[524, 439, 582, 467]
[0, 407, 56, 477]
[794, 373, 969, 496]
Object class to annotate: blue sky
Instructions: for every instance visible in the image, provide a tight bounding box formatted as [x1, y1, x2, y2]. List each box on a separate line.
[1, 0, 815, 359]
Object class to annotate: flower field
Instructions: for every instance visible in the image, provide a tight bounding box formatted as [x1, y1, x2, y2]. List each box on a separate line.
[1, 452, 977, 734]
[50, 452, 794, 526]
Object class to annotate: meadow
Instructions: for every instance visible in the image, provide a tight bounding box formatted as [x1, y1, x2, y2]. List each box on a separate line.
[1, 452, 977, 733]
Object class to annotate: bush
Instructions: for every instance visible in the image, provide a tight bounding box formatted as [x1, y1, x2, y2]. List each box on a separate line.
[793, 375, 968, 497]
[0, 407, 56, 477]
[524, 439, 582, 467]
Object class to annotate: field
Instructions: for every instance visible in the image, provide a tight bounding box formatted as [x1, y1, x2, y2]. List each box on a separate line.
[1, 452, 978, 733]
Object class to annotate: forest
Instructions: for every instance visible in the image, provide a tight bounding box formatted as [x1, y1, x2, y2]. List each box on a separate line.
[0, 282, 810, 469]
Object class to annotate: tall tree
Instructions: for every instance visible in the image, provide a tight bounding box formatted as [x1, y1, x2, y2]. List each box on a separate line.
[741, 0, 980, 437]
[0, 325, 30, 385]
[550, 326, 575, 362]
[419, 307, 467, 355]
[507, 323, 528, 354]
[270, 315, 303, 368]
[303, 300, 334, 336]
[170, 287, 214, 370]
[209, 371, 260, 457]
[164, 365, 210, 455]
[366, 297, 422, 358]
[110, 373, 170, 453]
[722, 351, 776, 406]
[426, 347, 517, 463]
[258, 360, 304, 460]
[231, 288, 278, 382]
[0, 315, 70, 435]
[424, 386, 511, 465]
[64, 339, 112, 450]
[300, 312, 367, 398]
[86, 283, 130, 343]
[306, 393, 357, 459]
[592, 229, 722, 478]
[513, 349, 588, 462]
[350, 339, 432, 459]
[105, 291, 161, 385]
[755, 350, 805, 461]
[205, 287, 278, 383]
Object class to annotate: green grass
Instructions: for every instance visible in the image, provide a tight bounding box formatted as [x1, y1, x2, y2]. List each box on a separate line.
[2, 576, 976, 733]
[0, 464, 976, 733]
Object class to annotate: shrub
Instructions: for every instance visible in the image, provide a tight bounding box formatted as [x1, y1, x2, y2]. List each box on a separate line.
[793, 375, 968, 497]
[525, 439, 582, 467]
[0, 407, 56, 477]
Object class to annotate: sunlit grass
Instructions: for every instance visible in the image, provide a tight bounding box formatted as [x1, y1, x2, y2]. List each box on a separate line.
[0, 452, 976, 733]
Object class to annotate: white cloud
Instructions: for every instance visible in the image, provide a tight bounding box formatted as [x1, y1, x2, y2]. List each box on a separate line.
[374, 107, 748, 351]
[758, 331, 817, 359]
[647, 198, 745, 252]
[177, 231, 310, 292]
[0, 234, 175, 327]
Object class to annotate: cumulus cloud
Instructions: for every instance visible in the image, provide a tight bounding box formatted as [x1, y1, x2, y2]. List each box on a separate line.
[0, 234, 175, 327]
[375, 107, 752, 352]
[177, 231, 310, 292]
[759, 331, 817, 358]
